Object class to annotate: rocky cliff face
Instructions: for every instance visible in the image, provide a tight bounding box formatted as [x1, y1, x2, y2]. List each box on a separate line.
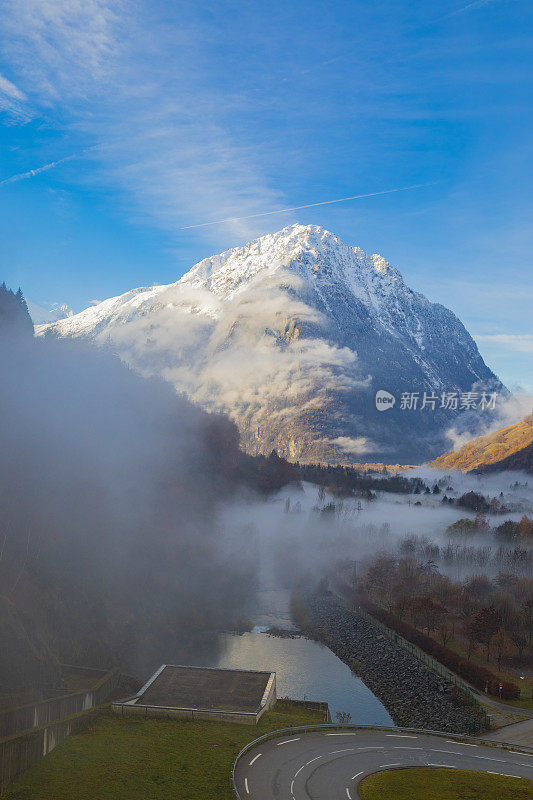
[39, 225, 503, 463]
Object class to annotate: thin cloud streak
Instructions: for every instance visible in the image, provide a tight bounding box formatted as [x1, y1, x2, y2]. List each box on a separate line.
[0, 154, 78, 187]
[180, 183, 435, 230]
[436, 0, 500, 21]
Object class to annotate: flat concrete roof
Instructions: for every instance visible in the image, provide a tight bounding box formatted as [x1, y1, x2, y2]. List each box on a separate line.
[134, 665, 274, 714]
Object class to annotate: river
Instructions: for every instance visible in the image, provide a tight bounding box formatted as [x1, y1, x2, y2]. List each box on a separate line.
[180, 585, 393, 725]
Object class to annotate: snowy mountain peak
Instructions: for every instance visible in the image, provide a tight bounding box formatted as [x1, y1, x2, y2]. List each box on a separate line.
[38, 225, 502, 464]
[178, 223, 402, 303]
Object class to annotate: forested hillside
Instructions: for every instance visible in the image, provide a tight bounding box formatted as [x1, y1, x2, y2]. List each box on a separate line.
[0, 285, 297, 698]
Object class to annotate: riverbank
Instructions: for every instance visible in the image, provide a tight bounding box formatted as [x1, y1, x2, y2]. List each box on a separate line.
[302, 591, 484, 733]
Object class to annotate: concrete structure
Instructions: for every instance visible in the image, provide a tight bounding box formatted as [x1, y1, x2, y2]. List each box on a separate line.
[0, 667, 137, 795]
[113, 664, 277, 725]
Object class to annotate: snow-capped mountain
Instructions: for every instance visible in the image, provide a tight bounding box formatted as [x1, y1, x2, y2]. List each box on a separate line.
[27, 299, 73, 325]
[38, 225, 503, 463]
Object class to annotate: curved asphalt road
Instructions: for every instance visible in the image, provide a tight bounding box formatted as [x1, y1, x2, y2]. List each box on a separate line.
[234, 729, 533, 800]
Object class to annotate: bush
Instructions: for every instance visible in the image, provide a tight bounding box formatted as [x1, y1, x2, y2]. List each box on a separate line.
[357, 597, 520, 699]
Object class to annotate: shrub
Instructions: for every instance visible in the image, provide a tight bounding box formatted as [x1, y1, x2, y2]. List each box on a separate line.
[358, 596, 520, 699]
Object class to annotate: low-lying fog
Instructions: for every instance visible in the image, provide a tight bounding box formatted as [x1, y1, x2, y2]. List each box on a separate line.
[222, 468, 532, 623]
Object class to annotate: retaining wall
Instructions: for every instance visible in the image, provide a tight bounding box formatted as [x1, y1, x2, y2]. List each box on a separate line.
[113, 702, 261, 725]
[0, 669, 138, 795]
[0, 669, 122, 740]
[0, 708, 97, 795]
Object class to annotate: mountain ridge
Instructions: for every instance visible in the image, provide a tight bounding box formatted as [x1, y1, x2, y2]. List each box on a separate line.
[39, 224, 503, 464]
[429, 412, 533, 472]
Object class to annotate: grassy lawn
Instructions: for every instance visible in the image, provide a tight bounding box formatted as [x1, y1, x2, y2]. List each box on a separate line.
[441, 638, 533, 707]
[359, 767, 533, 799]
[4, 702, 323, 800]
[503, 696, 533, 711]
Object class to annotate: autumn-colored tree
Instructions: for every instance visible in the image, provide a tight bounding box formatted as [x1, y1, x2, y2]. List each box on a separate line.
[461, 616, 478, 659]
[522, 598, 533, 645]
[408, 596, 428, 629]
[423, 597, 447, 635]
[392, 594, 410, 621]
[362, 554, 397, 609]
[518, 515, 533, 538]
[453, 588, 479, 623]
[490, 627, 513, 671]
[439, 622, 452, 647]
[471, 606, 503, 661]
[464, 574, 494, 603]
[509, 629, 527, 661]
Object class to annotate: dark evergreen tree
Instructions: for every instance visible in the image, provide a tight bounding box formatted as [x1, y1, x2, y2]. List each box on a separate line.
[0, 283, 33, 336]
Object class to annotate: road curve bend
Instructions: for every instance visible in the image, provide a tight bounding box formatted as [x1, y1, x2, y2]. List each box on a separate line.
[233, 728, 533, 800]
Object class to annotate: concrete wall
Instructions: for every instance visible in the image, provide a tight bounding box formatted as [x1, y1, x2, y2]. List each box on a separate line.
[0, 669, 122, 740]
[0, 709, 96, 795]
[0, 669, 138, 796]
[255, 672, 276, 721]
[113, 702, 261, 725]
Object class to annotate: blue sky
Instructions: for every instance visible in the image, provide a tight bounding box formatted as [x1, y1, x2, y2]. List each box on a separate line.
[0, 0, 531, 390]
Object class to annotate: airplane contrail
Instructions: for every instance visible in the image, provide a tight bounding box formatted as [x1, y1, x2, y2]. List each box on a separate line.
[0, 154, 78, 187]
[435, 0, 499, 21]
[180, 183, 434, 230]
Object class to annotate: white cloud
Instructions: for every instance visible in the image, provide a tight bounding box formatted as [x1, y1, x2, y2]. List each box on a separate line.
[330, 436, 374, 456]
[444, 390, 533, 451]
[0, 0, 284, 239]
[0, 73, 25, 100]
[0, 71, 30, 119]
[474, 333, 533, 354]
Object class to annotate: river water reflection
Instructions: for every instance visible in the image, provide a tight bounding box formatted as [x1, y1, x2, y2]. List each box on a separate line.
[186, 586, 393, 725]
[207, 630, 393, 725]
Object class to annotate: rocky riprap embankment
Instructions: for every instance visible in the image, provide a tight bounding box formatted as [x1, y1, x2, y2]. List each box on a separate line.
[306, 592, 482, 734]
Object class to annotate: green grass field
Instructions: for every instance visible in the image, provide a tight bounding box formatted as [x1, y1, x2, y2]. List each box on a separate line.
[4, 702, 323, 800]
[359, 767, 533, 799]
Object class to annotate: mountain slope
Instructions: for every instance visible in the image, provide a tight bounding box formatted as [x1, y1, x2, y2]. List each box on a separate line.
[39, 225, 503, 463]
[430, 412, 533, 472]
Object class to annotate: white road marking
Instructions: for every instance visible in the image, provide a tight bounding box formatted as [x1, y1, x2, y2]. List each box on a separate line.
[290, 780, 294, 793]
[249, 753, 262, 766]
[244, 777, 249, 794]
[305, 755, 323, 766]
[277, 737, 301, 746]
[470, 755, 507, 762]
[326, 732, 357, 736]
[426, 763, 456, 768]
[294, 764, 306, 778]
[446, 740, 477, 747]
[380, 763, 401, 768]
[386, 734, 417, 739]
[352, 771, 364, 780]
[329, 748, 356, 755]
[392, 746, 424, 750]
[487, 771, 522, 778]
[346, 789, 352, 800]
[357, 746, 384, 750]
